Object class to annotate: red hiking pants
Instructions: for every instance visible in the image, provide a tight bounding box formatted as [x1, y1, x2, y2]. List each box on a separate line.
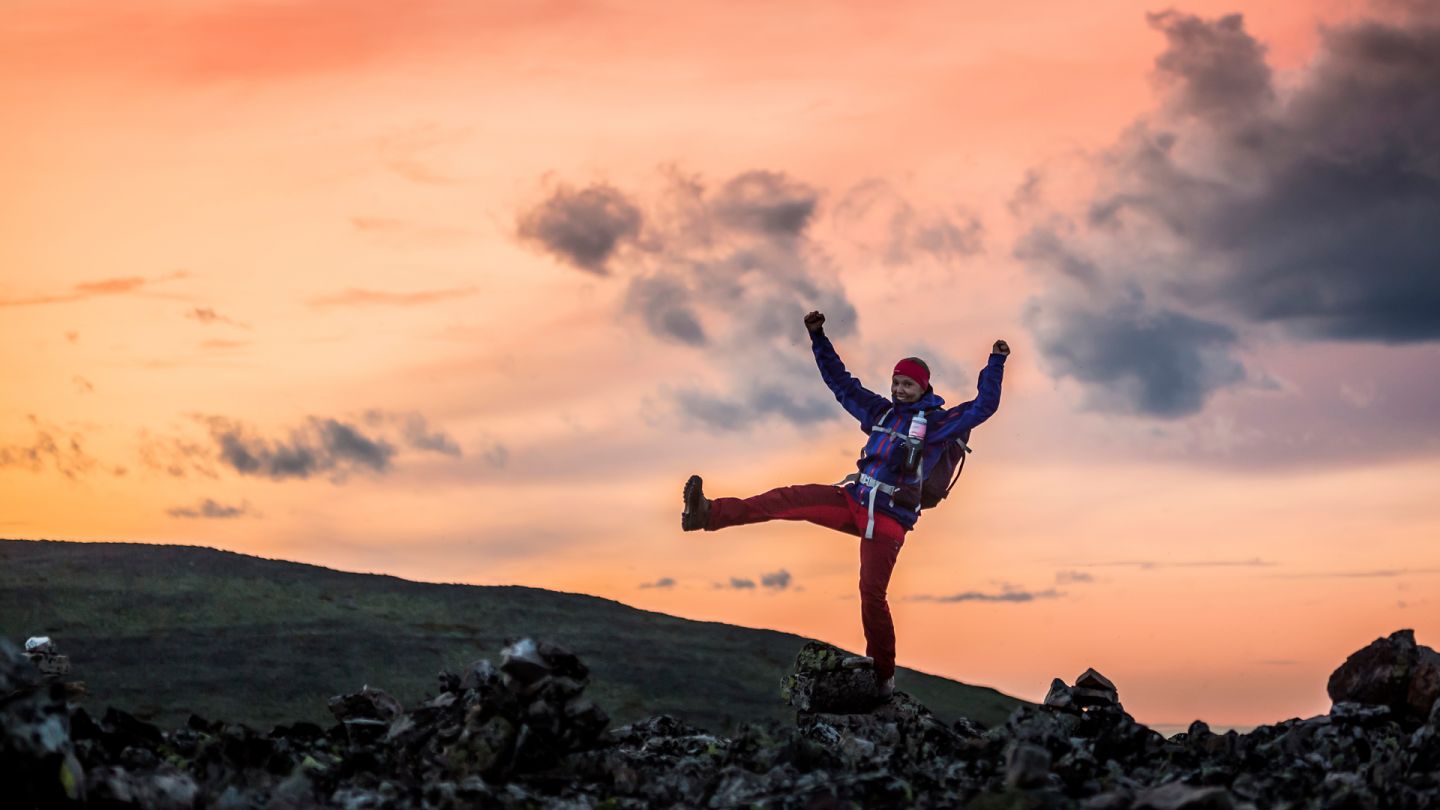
[705, 484, 906, 682]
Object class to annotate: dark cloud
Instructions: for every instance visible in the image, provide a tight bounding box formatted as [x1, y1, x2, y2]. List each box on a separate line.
[722, 577, 756, 590]
[1147, 11, 1274, 123]
[639, 577, 676, 589]
[0, 271, 190, 307]
[516, 183, 642, 275]
[624, 275, 707, 346]
[166, 499, 258, 519]
[711, 171, 818, 238]
[308, 287, 478, 308]
[203, 416, 396, 481]
[1017, 8, 1440, 418]
[519, 168, 865, 433]
[675, 384, 836, 432]
[908, 586, 1063, 604]
[1025, 295, 1249, 418]
[760, 569, 792, 590]
[0, 416, 98, 479]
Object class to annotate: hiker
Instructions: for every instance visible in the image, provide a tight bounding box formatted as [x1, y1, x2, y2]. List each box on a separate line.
[682, 309, 1008, 697]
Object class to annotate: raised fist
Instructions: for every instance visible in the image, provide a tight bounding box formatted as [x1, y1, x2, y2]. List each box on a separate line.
[992, 339, 1011, 356]
[804, 311, 826, 334]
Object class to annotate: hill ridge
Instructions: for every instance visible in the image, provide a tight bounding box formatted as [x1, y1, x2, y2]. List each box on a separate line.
[0, 538, 1026, 731]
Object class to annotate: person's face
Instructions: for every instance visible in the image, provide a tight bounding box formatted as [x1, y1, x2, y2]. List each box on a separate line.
[892, 374, 923, 403]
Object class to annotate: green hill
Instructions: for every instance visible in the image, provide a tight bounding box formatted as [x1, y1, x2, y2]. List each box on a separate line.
[0, 538, 1028, 732]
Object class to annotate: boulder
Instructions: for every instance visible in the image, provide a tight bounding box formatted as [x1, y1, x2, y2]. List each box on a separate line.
[1327, 629, 1440, 725]
[781, 641, 883, 714]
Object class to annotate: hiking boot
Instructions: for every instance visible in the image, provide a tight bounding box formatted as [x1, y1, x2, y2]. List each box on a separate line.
[841, 655, 875, 670]
[682, 475, 710, 532]
[878, 675, 895, 699]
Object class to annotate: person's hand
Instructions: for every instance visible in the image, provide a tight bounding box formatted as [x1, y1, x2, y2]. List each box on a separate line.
[804, 311, 826, 334]
[992, 339, 1010, 356]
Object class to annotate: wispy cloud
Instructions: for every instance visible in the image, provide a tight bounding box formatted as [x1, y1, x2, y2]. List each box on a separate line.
[907, 583, 1064, 604]
[363, 410, 464, 457]
[1267, 568, 1440, 580]
[1072, 558, 1276, 570]
[201, 339, 250, 350]
[166, 499, 259, 519]
[1055, 570, 1094, 584]
[138, 430, 220, 479]
[186, 306, 250, 328]
[1, 416, 99, 479]
[307, 287, 479, 307]
[639, 577, 676, 589]
[0, 272, 190, 307]
[716, 577, 757, 590]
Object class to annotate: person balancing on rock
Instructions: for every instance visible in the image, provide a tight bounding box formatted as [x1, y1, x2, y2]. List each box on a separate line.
[682, 310, 1009, 698]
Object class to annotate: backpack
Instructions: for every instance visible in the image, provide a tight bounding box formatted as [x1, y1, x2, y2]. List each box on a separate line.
[919, 427, 971, 509]
[870, 406, 972, 512]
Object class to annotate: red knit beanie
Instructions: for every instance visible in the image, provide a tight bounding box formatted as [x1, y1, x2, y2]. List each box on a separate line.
[893, 358, 930, 390]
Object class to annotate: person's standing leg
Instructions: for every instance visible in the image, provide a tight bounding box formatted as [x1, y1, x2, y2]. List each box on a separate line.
[705, 483, 859, 536]
[853, 509, 905, 688]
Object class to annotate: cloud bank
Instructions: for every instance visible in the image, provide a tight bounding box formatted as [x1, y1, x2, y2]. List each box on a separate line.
[1016, 6, 1440, 418]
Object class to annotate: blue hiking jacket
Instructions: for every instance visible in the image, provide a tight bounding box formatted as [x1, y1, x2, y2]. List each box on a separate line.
[811, 330, 1006, 531]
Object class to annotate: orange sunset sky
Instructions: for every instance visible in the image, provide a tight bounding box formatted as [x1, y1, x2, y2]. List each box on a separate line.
[3, 0, 1439, 732]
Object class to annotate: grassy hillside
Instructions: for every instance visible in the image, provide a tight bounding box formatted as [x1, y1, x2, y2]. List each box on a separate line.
[0, 539, 1028, 732]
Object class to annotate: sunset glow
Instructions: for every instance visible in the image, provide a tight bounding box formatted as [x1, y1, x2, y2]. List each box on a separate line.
[4, 0, 1438, 732]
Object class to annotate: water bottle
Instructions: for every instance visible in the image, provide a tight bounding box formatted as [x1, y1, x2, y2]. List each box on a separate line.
[903, 412, 927, 473]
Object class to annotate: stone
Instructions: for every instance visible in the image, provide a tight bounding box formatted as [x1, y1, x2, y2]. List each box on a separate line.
[782, 641, 883, 714]
[1006, 741, 1053, 788]
[1327, 629, 1440, 725]
[14, 629, 1440, 809]
[1133, 781, 1235, 809]
[327, 686, 403, 725]
[1073, 668, 1121, 709]
[1044, 678, 1075, 711]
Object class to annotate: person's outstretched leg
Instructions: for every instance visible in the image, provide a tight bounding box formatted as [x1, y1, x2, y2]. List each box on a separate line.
[858, 525, 904, 692]
[691, 479, 858, 535]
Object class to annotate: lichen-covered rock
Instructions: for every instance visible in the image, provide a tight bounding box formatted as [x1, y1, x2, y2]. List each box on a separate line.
[781, 640, 883, 714]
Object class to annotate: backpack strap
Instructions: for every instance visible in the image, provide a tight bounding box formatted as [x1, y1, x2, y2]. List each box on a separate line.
[941, 438, 974, 498]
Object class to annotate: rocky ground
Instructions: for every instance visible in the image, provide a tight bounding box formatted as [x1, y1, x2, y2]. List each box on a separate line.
[4, 629, 1439, 808]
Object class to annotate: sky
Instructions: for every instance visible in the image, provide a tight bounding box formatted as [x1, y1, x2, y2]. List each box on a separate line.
[3, 0, 1439, 731]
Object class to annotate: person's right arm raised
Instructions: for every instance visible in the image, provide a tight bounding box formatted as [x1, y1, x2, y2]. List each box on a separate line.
[806, 310, 889, 428]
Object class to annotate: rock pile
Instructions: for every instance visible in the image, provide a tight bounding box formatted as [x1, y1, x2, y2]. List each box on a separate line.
[4, 630, 1440, 808]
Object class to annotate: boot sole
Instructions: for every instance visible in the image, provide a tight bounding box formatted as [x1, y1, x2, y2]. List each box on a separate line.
[682, 475, 706, 531]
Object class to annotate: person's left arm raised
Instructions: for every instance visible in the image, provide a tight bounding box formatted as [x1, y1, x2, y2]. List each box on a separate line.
[930, 339, 1009, 441]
